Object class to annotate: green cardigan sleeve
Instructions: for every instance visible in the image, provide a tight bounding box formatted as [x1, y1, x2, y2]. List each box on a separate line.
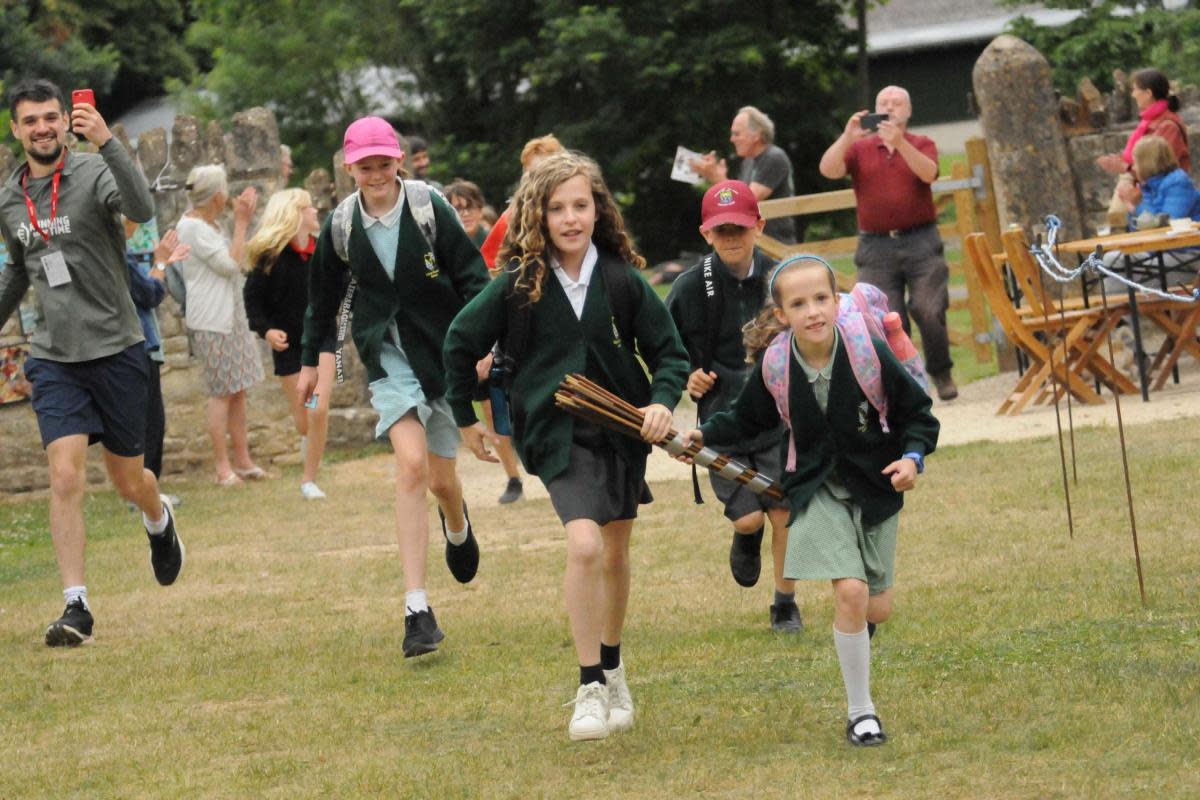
[301, 214, 349, 368]
[629, 269, 689, 409]
[443, 276, 509, 427]
[700, 352, 781, 446]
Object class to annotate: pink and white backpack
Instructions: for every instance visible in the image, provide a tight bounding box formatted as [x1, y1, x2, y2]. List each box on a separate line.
[762, 281, 928, 472]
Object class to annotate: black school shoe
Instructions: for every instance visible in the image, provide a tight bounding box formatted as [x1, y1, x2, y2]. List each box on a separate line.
[146, 495, 185, 586]
[44, 598, 94, 647]
[847, 713, 888, 746]
[729, 527, 764, 587]
[769, 600, 803, 633]
[403, 607, 445, 658]
[438, 502, 479, 584]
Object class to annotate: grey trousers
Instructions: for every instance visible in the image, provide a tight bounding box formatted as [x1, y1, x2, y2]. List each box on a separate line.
[854, 225, 953, 377]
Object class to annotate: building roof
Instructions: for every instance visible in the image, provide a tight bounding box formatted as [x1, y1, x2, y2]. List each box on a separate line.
[865, 0, 1079, 54]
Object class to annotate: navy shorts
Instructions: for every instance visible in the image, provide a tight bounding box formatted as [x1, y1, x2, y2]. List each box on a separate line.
[23, 343, 149, 457]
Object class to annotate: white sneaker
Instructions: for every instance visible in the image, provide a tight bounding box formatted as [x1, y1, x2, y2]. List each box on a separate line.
[566, 681, 609, 741]
[604, 662, 634, 732]
[300, 481, 326, 500]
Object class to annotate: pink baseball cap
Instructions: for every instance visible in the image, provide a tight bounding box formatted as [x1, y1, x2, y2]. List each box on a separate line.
[343, 116, 405, 164]
[700, 179, 761, 231]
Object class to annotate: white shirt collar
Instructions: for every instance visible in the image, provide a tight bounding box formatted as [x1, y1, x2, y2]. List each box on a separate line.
[357, 178, 406, 228]
[550, 242, 599, 288]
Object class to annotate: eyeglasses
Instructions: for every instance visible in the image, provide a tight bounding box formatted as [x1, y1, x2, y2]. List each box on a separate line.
[452, 204, 480, 214]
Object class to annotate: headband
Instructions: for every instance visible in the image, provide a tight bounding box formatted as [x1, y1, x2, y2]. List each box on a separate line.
[767, 253, 837, 297]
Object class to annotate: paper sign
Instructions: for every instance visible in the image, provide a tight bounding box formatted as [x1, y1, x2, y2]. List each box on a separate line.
[671, 146, 704, 185]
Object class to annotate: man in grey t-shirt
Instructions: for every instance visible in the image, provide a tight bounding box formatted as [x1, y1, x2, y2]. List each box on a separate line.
[692, 105, 797, 244]
[0, 79, 185, 648]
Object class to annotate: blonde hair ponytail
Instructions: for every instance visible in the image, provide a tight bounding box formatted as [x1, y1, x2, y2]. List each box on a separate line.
[246, 188, 312, 273]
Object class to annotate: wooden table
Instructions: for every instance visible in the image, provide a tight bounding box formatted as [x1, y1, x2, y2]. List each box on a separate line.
[1057, 227, 1200, 400]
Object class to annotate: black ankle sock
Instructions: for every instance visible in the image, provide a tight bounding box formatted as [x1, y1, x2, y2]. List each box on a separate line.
[600, 642, 621, 671]
[580, 663, 606, 686]
[773, 590, 795, 607]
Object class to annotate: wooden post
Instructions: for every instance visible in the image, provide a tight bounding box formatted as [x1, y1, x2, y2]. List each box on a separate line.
[951, 160, 994, 363]
[966, 136, 1017, 371]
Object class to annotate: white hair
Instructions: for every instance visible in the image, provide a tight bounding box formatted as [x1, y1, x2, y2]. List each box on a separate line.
[737, 106, 775, 145]
[186, 164, 228, 208]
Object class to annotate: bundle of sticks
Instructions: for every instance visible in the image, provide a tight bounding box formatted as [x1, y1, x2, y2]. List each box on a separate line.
[554, 373, 785, 501]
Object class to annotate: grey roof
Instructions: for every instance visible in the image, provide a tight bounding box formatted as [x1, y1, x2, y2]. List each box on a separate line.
[865, 0, 1078, 54]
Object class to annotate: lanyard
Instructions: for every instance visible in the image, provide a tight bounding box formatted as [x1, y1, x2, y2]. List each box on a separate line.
[21, 154, 66, 245]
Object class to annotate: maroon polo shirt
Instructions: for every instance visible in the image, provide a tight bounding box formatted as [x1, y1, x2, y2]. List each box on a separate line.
[845, 132, 939, 234]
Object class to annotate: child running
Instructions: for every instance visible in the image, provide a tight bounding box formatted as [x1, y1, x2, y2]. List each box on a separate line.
[297, 117, 491, 658]
[244, 188, 333, 500]
[443, 151, 689, 741]
[682, 254, 938, 746]
[666, 179, 799, 632]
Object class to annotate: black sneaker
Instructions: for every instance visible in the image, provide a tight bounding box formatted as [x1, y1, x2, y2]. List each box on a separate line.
[729, 527, 763, 587]
[498, 477, 524, 505]
[439, 502, 479, 584]
[403, 607, 445, 658]
[770, 601, 804, 633]
[44, 599, 93, 647]
[146, 495, 185, 586]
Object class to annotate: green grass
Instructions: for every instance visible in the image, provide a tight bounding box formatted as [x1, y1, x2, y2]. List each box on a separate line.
[3, 419, 1197, 797]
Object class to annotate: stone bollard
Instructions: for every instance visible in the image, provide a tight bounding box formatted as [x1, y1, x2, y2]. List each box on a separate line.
[973, 35, 1085, 241]
[333, 148, 355, 199]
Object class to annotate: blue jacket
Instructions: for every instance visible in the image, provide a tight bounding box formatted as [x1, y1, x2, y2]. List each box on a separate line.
[1132, 168, 1200, 222]
[126, 254, 166, 357]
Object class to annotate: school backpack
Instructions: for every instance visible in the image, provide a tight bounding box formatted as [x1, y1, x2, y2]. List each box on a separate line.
[761, 282, 928, 472]
[329, 180, 446, 383]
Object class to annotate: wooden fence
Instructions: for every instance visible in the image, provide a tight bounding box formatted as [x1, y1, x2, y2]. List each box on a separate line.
[755, 137, 1004, 365]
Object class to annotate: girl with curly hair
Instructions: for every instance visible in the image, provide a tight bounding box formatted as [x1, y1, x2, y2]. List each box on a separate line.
[443, 151, 689, 741]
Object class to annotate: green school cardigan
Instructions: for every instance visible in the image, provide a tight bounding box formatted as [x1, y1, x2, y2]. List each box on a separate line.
[443, 250, 689, 486]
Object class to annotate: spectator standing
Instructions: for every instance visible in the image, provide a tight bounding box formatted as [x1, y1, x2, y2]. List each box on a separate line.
[691, 106, 797, 244]
[818, 85, 957, 401]
[0, 78, 184, 646]
[175, 165, 268, 485]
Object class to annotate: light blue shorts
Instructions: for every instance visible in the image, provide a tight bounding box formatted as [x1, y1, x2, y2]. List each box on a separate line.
[369, 339, 460, 459]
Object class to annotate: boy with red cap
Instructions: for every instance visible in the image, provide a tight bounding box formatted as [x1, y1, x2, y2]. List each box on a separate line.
[298, 116, 493, 658]
[665, 180, 801, 632]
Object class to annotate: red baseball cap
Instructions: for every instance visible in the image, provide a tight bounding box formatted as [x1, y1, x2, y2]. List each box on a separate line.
[700, 179, 761, 231]
[343, 116, 405, 164]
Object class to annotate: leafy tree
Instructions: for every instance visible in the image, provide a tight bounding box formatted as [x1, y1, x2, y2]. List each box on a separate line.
[0, 3, 120, 100]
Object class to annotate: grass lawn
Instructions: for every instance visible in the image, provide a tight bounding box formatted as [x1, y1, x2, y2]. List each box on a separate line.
[2, 419, 1197, 798]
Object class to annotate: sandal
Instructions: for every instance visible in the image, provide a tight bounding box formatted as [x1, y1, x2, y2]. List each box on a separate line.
[846, 713, 888, 747]
[233, 465, 268, 481]
[215, 472, 243, 487]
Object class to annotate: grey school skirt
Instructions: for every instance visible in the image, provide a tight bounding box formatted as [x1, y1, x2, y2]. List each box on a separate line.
[544, 424, 653, 525]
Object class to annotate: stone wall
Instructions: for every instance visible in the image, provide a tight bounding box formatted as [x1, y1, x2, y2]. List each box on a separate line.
[0, 108, 377, 494]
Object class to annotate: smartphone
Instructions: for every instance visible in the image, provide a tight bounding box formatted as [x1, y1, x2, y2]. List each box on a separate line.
[305, 392, 319, 410]
[71, 89, 96, 109]
[860, 112, 889, 132]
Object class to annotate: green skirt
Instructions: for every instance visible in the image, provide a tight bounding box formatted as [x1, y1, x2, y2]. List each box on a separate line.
[783, 480, 898, 595]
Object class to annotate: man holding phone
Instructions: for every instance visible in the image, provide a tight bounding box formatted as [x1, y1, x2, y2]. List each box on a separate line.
[0, 78, 184, 648]
[818, 85, 958, 401]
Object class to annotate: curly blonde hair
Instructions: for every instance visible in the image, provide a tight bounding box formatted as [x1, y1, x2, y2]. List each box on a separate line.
[742, 255, 838, 361]
[246, 188, 313, 274]
[497, 151, 644, 303]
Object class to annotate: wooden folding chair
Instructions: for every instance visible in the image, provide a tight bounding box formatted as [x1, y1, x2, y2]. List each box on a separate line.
[1145, 274, 1200, 389]
[1001, 229, 1139, 400]
[966, 233, 1109, 414]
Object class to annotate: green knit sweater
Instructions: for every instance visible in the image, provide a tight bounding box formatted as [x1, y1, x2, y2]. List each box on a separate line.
[300, 192, 490, 394]
[444, 251, 689, 485]
[701, 335, 939, 526]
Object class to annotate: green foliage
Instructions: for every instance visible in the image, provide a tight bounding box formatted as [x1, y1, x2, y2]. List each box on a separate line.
[184, 0, 855, 261]
[0, 3, 120, 101]
[1004, 1, 1200, 94]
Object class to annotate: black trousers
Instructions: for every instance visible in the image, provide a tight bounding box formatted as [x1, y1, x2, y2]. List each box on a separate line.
[144, 354, 165, 478]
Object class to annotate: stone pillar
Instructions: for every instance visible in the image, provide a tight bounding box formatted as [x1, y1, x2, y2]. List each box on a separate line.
[973, 35, 1084, 240]
[333, 148, 355, 199]
[305, 168, 336, 221]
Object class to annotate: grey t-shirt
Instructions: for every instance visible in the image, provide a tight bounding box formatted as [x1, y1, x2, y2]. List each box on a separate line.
[0, 139, 154, 362]
[737, 144, 796, 244]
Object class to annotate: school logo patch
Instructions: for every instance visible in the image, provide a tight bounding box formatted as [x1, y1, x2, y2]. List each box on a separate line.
[716, 187, 736, 206]
[423, 251, 439, 279]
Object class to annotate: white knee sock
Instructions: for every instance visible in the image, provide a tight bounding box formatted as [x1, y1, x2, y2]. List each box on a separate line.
[444, 505, 468, 545]
[833, 625, 876, 723]
[64, 585, 88, 610]
[405, 589, 428, 615]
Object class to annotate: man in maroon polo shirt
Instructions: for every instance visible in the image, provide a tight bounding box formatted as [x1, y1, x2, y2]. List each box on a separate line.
[818, 85, 957, 401]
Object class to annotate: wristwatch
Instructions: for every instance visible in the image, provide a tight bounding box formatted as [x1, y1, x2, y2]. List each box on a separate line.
[902, 451, 924, 474]
[153, 262, 167, 273]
